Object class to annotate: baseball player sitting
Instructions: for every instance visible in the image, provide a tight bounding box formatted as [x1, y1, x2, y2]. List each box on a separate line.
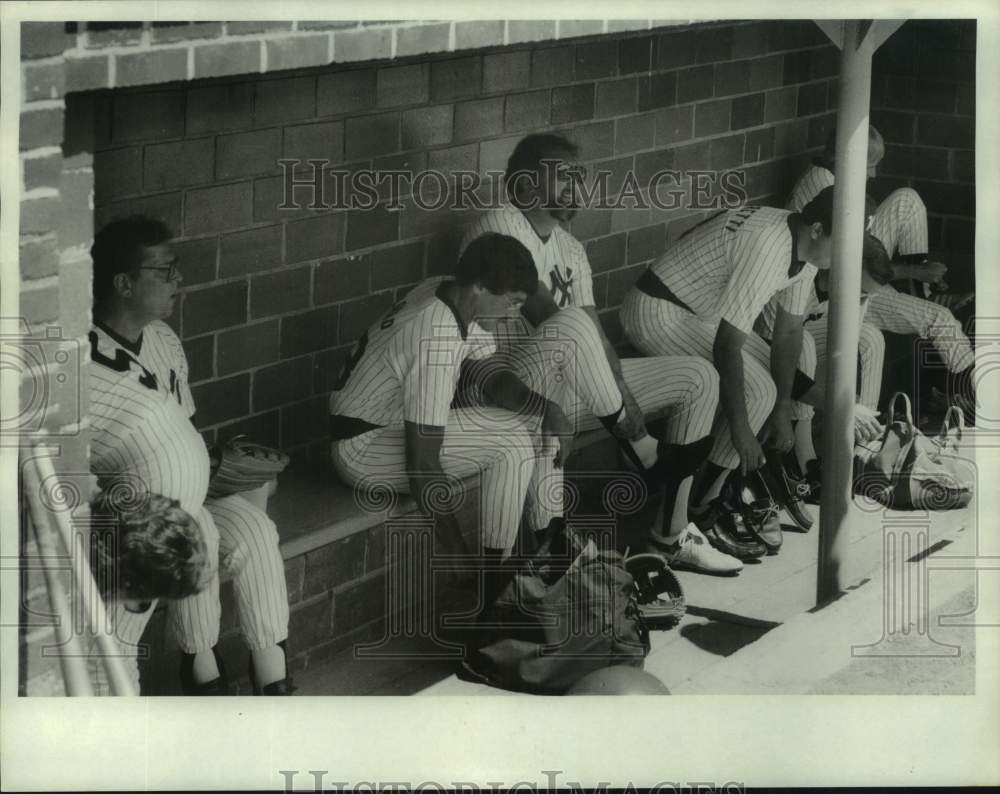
[621, 187, 844, 553]
[89, 216, 293, 695]
[88, 488, 213, 694]
[796, 123, 976, 321]
[459, 134, 726, 575]
[331, 234, 574, 602]
[788, 124, 976, 422]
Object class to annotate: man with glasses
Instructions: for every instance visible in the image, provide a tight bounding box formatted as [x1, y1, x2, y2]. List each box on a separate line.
[459, 134, 732, 575]
[88, 215, 292, 695]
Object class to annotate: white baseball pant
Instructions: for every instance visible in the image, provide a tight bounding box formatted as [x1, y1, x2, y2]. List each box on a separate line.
[508, 306, 720, 445]
[804, 316, 886, 409]
[331, 406, 551, 553]
[621, 291, 816, 470]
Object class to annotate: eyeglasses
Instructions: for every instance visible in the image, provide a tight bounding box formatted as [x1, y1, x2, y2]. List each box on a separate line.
[138, 262, 181, 282]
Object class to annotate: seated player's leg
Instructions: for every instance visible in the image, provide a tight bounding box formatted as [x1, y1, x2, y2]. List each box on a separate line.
[204, 494, 290, 693]
[165, 505, 225, 692]
[865, 284, 975, 374]
[857, 321, 887, 410]
[332, 409, 540, 557]
[870, 187, 928, 263]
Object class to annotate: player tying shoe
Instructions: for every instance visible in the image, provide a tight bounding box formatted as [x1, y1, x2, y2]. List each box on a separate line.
[621, 188, 843, 558]
[89, 216, 292, 695]
[757, 232, 974, 497]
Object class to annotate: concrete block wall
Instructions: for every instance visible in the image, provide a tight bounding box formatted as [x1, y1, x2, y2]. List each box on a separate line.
[869, 20, 976, 290]
[73, 19, 845, 461]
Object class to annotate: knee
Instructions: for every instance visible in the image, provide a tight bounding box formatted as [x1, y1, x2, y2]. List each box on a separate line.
[756, 373, 778, 417]
[686, 358, 720, 404]
[888, 187, 925, 215]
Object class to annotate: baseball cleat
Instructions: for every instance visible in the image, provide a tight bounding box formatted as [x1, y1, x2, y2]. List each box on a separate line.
[762, 449, 814, 531]
[689, 496, 768, 562]
[649, 524, 744, 575]
[732, 472, 783, 555]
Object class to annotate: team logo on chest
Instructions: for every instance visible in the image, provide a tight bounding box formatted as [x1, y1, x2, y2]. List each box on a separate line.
[549, 265, 574, 307]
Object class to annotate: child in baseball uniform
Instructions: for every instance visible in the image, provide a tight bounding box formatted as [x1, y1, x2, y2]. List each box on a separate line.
[88, 489, 212, 695]
[89, 216, 292, 695]
[460, 134, 725, 575]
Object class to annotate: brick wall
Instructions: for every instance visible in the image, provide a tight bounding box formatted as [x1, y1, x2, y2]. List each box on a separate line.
[71, 19, 843, 460]
[18, 22, 94, 696]
[870, 19, 976, 290]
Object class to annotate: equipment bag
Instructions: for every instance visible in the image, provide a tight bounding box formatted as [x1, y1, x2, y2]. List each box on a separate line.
[855, 392, 973, 511]
[462, 521, 650, 695]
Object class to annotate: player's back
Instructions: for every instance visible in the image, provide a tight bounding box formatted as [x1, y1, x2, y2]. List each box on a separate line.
[651, 205, 792, 320]
[787, 162, 834, 212]
[330, 279, 493, 434]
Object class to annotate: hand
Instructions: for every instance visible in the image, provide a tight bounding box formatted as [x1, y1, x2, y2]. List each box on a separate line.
[905, 260, 947, 285]
[542, 402, 575, 468]
[854, 403, 883, 444]
[733, 426, 766, 475]
[761, 405, 795, 455]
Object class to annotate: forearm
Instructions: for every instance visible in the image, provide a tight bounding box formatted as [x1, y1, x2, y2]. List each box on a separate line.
[769, 328, 803, 410]
[713, 340, 752, 436]
[481, 368, 549, 418]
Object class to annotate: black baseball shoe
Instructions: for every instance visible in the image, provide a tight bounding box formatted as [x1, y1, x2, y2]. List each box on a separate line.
[761, 448, 814, 531]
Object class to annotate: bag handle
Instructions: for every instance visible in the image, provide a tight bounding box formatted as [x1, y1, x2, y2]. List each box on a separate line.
[879, 391, 915, 442]
[940, 405, 965, 440]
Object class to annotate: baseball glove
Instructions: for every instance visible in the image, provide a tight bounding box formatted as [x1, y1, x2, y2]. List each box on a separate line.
[624, 552, 686, 628]
[207, 435, 289, 498]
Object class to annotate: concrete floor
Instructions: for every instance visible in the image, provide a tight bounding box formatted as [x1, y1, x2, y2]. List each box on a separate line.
[297, 432, 985, 697]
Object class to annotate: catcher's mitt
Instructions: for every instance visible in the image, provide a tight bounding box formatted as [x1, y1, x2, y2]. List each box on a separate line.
[208, 435, 289, 498]
[624, 552, 686, 628]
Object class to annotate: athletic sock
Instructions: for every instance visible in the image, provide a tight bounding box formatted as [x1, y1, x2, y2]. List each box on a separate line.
[628, 435, 659, 470]
[691, 462, 726, 507]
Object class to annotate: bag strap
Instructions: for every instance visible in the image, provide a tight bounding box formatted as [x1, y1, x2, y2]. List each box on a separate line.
[880, 391, 915, 442]
[940, 405, 965, 440]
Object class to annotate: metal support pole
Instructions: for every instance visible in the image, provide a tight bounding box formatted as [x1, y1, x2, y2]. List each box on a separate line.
[817, 21, 873, 604]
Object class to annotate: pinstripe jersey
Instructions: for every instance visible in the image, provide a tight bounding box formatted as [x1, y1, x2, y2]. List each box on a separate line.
[459, 205, 595, 309]
[648, 206, 818, 334]
[787, 163, 836, 212]
[329, 279, 496, 432]
[88, 321, 210, 514]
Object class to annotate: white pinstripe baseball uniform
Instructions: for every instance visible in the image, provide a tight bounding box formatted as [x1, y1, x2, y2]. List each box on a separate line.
[330, 279, 556, 552]
[787, 165, 973, 377]
[621, 206, 819, 470]
[755, 279, 886, 409]
[88, 321, 288, 693]
[789, 162, 948, 304]
[459, 206, 719, 449]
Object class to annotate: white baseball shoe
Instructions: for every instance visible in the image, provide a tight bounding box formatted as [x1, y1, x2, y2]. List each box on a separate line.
[648, 523, 743, 576]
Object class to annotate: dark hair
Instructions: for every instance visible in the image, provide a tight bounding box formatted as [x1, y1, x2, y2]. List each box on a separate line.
[90, 488, 210, 602]
[504, 133, 580, 200]
[91, 215, 173, 308]
[456, 233, 539, 296]
[800, 185, 836, 236]
[862, 232, 894, 285]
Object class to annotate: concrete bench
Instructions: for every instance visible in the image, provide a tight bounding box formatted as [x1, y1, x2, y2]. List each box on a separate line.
[138, 427, 625, 693]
